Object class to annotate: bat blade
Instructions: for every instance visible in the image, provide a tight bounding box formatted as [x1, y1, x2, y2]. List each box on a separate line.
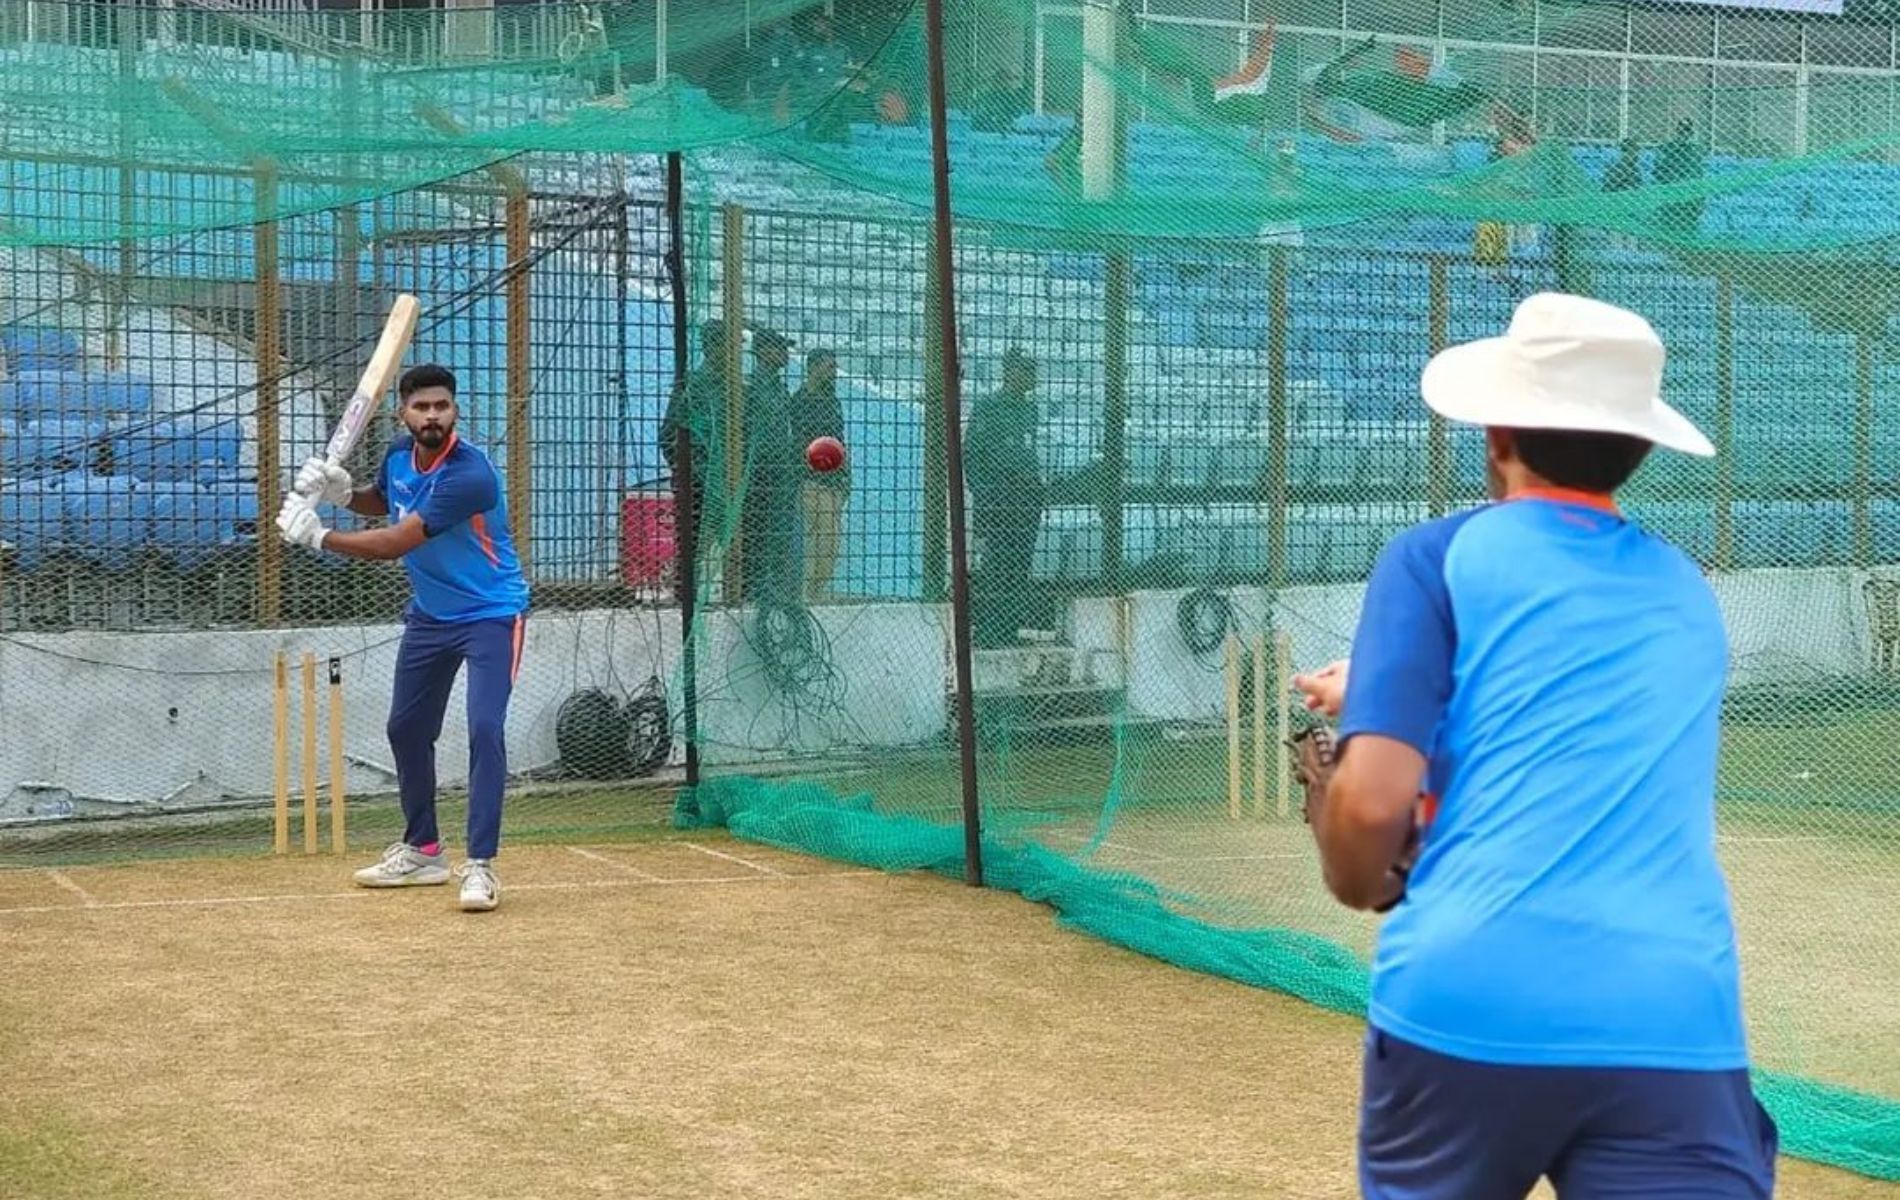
[321, 293, 421, 469]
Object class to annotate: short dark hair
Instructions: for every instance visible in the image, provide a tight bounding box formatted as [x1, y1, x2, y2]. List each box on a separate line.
[1509, 428, 1652, 493]
[807, 348, 836, 369]
[400, 364, 457, 399]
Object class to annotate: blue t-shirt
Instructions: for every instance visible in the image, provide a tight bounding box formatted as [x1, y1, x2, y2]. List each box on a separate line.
[1338, 490, 1746, 1071]
[373, 433, 530, 623]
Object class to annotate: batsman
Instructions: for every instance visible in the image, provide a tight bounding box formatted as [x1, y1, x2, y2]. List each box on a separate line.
[276, 364, 530, 913]
[1291, 294, 1773, 1199]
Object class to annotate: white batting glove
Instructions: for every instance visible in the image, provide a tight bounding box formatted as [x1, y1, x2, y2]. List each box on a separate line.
[294, 456, 354, 507]
[276, 494, 329, 551]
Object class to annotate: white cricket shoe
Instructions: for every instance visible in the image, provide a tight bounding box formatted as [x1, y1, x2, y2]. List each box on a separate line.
[353, 842, 450, 888]
[457, 860, 500, 912]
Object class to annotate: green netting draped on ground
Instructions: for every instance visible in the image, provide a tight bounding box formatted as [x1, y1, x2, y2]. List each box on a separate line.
[679, 777, 1900, 1179]
[2, 0, 1899, 1184]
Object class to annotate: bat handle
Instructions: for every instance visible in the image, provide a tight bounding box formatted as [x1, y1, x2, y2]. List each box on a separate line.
[291, 452, 344, 500]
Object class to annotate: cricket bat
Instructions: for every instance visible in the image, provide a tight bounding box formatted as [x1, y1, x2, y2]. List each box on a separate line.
[306, 293, 421, 487]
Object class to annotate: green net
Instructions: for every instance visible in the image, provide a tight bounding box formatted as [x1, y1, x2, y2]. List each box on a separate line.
[1, 0, 1898, 1181]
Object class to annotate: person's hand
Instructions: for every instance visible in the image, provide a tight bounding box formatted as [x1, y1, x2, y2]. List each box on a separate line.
[276, 494, 328, 551]
[293, 456, 353, 507]
[1293, 659, 1349, 719]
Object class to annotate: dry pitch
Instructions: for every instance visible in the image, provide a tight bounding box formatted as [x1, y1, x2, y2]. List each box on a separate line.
[0, 835, 1887, 1200]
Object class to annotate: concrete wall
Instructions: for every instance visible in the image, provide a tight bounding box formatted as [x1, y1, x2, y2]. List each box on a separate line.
[0, 566, 1884, 811]
[1074, 566, 1885, 724]
[0, 601, 948, 810]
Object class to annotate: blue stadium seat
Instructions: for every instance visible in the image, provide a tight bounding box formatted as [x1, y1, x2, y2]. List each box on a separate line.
[1343, 386, 1410, 425]
[1153, 304, 1198, 348]
[1197, 308, 1264, 351]
[1013, 114, 1069, 138]
[1032, 509, 1100, 580]
[202, 478, 261, 548]
[93, 372, 155, 417]
[61, 475, 151, 570]
[2, 370, 89, 421]
[1290, 442, 1346, 492]
[148, 481, 226, 570]
[1209, 438, 1264, 488]
[1177, 507, 1265, 577]
[1158, 439, 1213, 488]
[193, 463, 251, 490]
[1119, 505, 1161, 569]
[114, 418, 243, 483]
[1732, 431, 1848, 492]
[1733, 501, 1852, 569]
[1291, 504, 1429, 581]
[1048, 252, 1104, 282]
[0, 373, 51, 422]
[0, 327, 81, 373]
[13, 418, 106, 476]
[110, 421, 174, 482]
[1126, 436, 1164, 487]
[0, 369, 154, 422]
[1450, 428, 1488, 488]
[1872, 501, 1900, 562]
[0, 480, 63, 571]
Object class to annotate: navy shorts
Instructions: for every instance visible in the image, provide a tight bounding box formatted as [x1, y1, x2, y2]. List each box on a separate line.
[1359, 1028, 1778, 1200]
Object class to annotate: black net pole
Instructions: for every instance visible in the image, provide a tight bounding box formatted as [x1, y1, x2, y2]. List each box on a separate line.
[924, 0, 983, 888]
[666, 150, 699, 791]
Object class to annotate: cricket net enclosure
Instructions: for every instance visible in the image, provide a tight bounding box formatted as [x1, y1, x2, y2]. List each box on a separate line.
[0, 0, 1896, 1180]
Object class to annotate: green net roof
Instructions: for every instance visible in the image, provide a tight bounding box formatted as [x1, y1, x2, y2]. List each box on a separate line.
[3, 0, 1897, 251]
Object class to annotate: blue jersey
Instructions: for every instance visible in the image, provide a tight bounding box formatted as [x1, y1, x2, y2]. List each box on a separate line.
[374, 433, 529, 623]
[1337, 489, 1746, 1071]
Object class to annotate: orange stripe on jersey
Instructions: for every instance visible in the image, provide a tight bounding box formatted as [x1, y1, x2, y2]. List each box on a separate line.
[469, 512, 502, 568]
[1508, 485, 1621, 515]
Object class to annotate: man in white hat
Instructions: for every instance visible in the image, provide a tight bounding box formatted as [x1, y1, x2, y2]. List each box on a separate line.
[1294, 294, 1773, 1198]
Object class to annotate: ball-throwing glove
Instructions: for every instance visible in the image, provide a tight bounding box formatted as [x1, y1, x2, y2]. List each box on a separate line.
[1292, 724, 1421, 915]
[1291, 724, 1337, 829]
[294, 456, 354, 506]
[276, 493, 329, 551]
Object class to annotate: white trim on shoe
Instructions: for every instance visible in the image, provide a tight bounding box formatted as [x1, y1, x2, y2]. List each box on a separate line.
[456, 860, 500, 912]
[353, 841, 451, 888]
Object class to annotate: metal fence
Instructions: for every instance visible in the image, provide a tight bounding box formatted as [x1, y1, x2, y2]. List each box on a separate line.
[3, 147, 1891, 635]
[0, 154, 648, 631]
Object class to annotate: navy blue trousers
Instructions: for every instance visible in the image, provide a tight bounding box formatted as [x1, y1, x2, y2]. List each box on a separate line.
[387, 610, 523, 861]
[1360, 1028, 1777, 1199]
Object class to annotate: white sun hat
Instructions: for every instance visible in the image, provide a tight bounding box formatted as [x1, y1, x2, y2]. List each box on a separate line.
[1419, 292, 1715, 457]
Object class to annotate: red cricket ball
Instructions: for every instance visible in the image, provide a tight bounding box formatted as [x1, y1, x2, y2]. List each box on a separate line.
[806, 435, 846, 473]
